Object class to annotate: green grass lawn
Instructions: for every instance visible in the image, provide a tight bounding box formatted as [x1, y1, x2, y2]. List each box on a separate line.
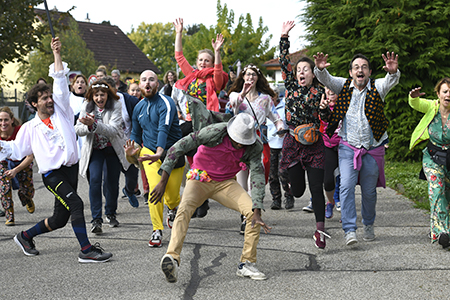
[385, 160, 430, 211]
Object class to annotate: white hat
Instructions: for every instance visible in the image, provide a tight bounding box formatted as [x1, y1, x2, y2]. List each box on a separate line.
[227, 113, 256, 145]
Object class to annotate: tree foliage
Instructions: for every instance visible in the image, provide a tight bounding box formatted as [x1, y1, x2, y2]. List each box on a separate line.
[128, 22, 176, 78]
[128, 0, 275, 78]
[18, 18, 98, 90]
[183, 0, 275, 74]
[302, 0, 450, 161]
[0, 0, 44, 85]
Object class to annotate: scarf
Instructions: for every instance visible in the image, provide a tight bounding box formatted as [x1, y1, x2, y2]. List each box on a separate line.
[175, 68, 228, 112]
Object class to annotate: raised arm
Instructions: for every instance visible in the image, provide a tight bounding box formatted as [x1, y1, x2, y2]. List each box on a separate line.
[212, 33, 226, 89]
[382, 51, 399, 74]
[51, 37, 63, 72]
[313, 52, 331, 71]
[173, 18, 183, 53]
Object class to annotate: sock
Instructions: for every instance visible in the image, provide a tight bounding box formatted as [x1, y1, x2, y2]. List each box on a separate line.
[316, 221, 325, 232]
[23, 220, 49, 240]
[72, 217, 92, 253]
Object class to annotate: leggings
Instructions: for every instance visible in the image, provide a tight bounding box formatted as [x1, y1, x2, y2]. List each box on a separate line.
[288, 163, 325, 223]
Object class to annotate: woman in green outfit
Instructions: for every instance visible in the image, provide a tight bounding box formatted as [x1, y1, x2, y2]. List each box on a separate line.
[409, 77, 450, 248]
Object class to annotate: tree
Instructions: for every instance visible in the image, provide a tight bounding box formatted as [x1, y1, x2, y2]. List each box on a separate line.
[128, 0, 275, 79]
[183, 0, 275, 74]
[0, 1, 44, 85]
[18, 18, 98, 90]
[302, 0, 450, 161]
[128, 22, 176, 79]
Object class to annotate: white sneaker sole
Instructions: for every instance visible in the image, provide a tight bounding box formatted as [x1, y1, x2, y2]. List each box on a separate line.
[161, 255, 178, 283]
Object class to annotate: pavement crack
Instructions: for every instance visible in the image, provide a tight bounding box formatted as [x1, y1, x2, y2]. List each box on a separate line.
[183, 244, 227, 300]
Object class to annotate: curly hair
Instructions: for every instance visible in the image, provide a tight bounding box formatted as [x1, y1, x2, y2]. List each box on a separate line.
[228, 64, 276, 98]
[27, 83, 52, 109]
[84, 79, 119, 113]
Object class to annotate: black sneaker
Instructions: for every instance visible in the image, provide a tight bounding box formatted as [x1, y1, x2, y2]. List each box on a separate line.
[438, 232, 450, 248]
[270, 200, 282, 210]
[78, 243, 112, 263]
[91, 219, 103, 234]
[195, 199, 209, 218]
[14, 232, 39, 256]
[105, 215, 119, 228]
[285, 196, 295, 210]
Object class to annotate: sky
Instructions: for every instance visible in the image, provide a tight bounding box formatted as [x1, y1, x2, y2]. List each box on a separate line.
[36, 0, 308, 52]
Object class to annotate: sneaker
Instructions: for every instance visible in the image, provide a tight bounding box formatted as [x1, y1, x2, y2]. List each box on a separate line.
[5, 220, 15, 226]
[325, 202, 334, 219]
[195, 200, 209, 218]
[270, 200, 281, 210]
[123, 188, 139, 208]
[78, 243, 112, 263]
[438, 232, 450, 248]
[14, 232, 39, 256]
[143, 192, 149, 205]
[91, 219, 103, 234]
[134, 189, 141, 196]
[240, 216, 246, 235]
[313, 230, 331, 249]
[345, 231, 358, 246]
[166, 207, 177, 229]
[236, 260, 266, 280]
[302, 199, 314, 213]
[149, 230, 162, 247]
[363, 224, 375, 241]
[26, 200, 35, 214]
[105, 215, 119, 228]
[284, 196, 295, 210]
[335, 200, 341, 212]
[160, 254, 178, 283]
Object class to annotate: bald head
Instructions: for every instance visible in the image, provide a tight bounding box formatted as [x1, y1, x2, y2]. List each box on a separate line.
[140, 70, 159, 98]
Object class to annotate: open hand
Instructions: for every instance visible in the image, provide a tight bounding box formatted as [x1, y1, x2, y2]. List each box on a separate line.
[382, 51, 399, 74]
[173, 18, 184, 33]
[124, 139, 140, 157]
[313, 52, 330, 70]
[409, 87, 425, 99]
[212, 33, 224, 52]
[281, 21, 295, 36]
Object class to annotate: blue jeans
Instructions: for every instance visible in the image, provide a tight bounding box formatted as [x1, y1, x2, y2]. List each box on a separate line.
[339, 143, 379, 233]
[88, 147, 121, 221]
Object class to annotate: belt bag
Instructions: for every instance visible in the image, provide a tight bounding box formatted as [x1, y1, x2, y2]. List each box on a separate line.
[427, 141, 449, 168]
[289, 124, 319, 145]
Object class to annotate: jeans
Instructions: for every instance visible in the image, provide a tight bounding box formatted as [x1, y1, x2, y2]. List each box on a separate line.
[88, 147, 121, 221]
[339, 143, 379, 233]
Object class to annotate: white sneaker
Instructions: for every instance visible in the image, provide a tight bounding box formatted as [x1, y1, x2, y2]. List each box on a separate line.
[160, 254, 178, 283]
[345, 231, 358, 246]
[335, 201, 341, 211]
[236, 260, 267, 280]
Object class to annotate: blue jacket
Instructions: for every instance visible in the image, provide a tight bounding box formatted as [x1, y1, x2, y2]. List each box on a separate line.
[130, 93, 182, 152]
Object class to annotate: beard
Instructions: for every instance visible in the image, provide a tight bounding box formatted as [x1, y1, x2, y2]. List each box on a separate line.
[143, 85, 158, 99]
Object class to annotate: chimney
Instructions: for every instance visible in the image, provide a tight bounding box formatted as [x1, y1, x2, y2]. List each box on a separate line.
[85, 13, 90, 22]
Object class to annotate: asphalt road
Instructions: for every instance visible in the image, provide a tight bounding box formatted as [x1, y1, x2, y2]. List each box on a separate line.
[1, 167, 449, 300]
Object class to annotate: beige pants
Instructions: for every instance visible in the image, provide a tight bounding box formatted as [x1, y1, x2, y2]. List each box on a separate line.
[166, 178, 261, 265]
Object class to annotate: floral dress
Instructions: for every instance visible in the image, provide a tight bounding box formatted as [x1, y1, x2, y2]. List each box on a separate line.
[423, 112, 450, 242]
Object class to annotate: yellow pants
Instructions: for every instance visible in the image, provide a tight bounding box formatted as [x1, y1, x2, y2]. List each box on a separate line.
[166, 178, 261, 265]
[141, 147, 184, 231]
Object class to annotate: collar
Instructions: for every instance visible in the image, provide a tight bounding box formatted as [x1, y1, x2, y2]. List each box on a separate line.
[349, 78, 372, 92]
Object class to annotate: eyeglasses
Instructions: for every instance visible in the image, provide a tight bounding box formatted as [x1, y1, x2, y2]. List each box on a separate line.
[245, 72, 258, 77]
[352, 65, 369, 71]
